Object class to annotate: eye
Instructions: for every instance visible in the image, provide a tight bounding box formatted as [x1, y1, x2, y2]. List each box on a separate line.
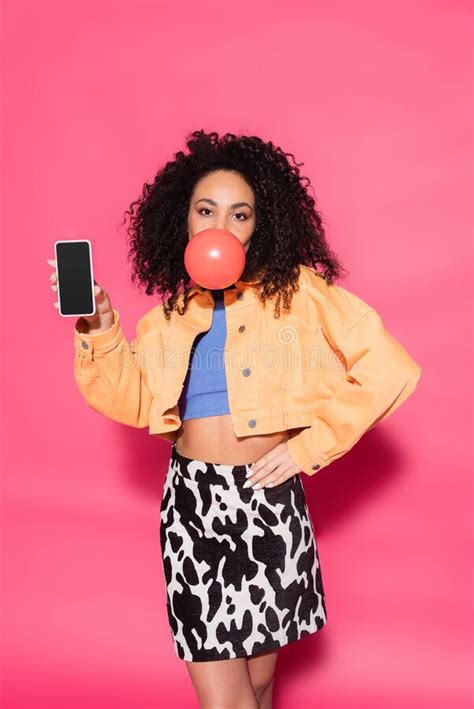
[198, 208, 248, 222]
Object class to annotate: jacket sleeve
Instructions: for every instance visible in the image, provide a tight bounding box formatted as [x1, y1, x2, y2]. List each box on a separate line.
[286, 307, 422, 476]
[73, 308, 153, 428]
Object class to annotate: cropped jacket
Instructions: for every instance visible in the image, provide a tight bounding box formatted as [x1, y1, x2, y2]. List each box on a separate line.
[73, 264, 422, 476]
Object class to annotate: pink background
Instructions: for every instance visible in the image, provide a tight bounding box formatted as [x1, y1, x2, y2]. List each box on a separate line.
[1, 1, 472, 708]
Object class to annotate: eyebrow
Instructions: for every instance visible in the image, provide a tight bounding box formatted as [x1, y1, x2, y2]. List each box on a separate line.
[195, 198, 253, 211]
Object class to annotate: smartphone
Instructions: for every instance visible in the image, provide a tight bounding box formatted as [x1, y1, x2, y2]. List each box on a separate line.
[54, 239, 96, 317]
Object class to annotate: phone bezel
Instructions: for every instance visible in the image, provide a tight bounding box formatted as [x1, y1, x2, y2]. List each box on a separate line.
[53, 239, 96, 318]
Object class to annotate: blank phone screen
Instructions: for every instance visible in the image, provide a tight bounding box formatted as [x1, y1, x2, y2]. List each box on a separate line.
[56, 241, 95, 316]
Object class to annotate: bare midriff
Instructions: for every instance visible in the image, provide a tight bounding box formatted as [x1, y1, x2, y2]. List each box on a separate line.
[175, 414, 305, 466]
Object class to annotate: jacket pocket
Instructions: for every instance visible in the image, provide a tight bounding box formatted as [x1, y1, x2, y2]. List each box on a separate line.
[261, 314, 321, 392]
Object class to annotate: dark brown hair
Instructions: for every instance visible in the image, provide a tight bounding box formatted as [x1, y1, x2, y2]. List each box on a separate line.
[120, 129, 347, 319]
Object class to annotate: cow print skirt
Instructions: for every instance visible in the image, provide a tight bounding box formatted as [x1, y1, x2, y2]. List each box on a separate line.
[159, 442, 328, 662]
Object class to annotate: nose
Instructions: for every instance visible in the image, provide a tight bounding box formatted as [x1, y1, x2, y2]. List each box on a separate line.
[194, 220, 233, 236]
[216, 217, 229, 231]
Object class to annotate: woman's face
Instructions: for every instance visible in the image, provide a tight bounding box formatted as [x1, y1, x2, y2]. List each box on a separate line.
[187, 170, 256, 254]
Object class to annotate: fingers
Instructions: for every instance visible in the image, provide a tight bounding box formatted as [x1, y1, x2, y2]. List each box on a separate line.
[47, 258, 58, 307]
[49, 268, 57, 291]
[243, 442, 299, 490]
[243, 461, 295, 490]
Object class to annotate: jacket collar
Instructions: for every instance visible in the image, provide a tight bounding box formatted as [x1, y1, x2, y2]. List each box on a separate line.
[184, 274, 262, 299]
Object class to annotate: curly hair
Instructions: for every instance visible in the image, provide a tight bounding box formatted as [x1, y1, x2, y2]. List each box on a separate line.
[119, 129, 347, 320]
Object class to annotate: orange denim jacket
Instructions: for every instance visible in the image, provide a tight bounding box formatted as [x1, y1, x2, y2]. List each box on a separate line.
[73, 264, 422, 476]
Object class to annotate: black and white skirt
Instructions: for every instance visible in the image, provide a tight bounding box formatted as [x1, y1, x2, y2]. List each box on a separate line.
[159, 442, 327, 662]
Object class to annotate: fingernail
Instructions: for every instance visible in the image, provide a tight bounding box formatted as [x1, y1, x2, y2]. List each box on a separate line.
[243, 480, 251, 489]
[253, 483, 261, 490]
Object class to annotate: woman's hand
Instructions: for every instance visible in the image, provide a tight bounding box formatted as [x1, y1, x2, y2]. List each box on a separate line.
[47, 257, 115, 332]
[243, 440, 301, 489]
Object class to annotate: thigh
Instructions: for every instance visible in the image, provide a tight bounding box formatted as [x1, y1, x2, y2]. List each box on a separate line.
[185, 657, 258, 707]
[246, 649, 279, 696]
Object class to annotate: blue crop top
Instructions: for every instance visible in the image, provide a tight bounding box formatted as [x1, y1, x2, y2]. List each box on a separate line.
[178, 286, 235, 421]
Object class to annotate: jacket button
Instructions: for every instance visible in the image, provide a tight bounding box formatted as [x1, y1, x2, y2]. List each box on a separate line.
[242, 367, 251, 377]
[248, 419, 257, 428]
[311, 464, 320, 470]
[236, 291, 244, 300]
[238, 325, 246, 333]
[81, 341, 89, 349]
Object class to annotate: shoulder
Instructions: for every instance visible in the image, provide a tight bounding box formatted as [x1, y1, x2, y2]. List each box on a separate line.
[136, 302, 169, 334]
[298, 264, 374, 333]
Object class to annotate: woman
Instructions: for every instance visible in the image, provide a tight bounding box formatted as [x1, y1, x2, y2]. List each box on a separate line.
[48, 130, 421, 708]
